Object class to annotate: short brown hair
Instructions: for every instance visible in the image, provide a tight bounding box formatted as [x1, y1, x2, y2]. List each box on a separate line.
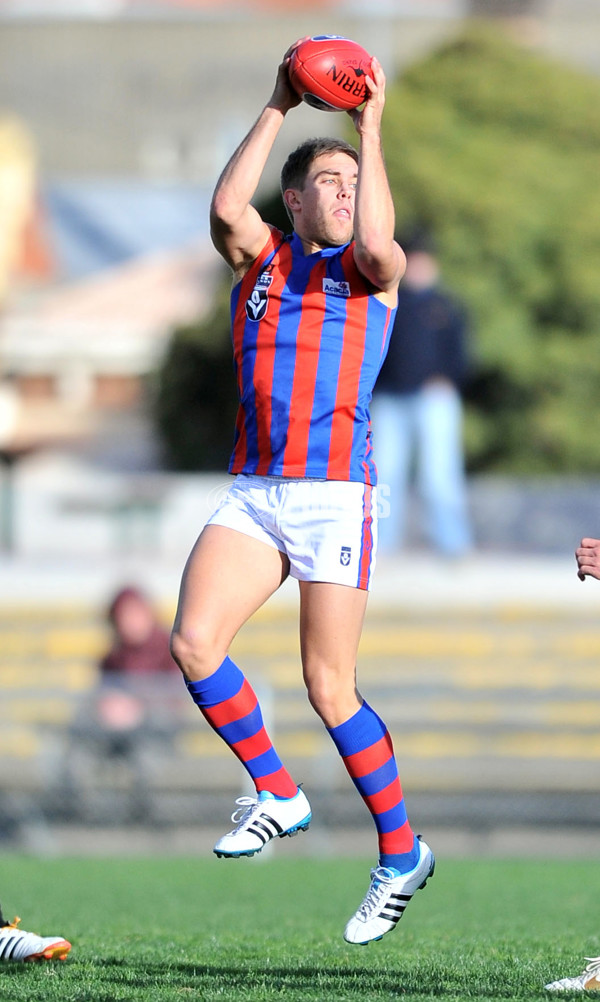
[280, 137, 359, 221]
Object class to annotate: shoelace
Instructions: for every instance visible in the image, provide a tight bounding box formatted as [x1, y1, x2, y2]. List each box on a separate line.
[230, 795, 262, 831]
[357, 867, 397, 919]
[5, 917, 21, 930]
[582, 957, 600, 976]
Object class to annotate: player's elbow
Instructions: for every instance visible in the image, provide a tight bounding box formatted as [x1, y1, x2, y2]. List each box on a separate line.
[210, 190, 240, 234]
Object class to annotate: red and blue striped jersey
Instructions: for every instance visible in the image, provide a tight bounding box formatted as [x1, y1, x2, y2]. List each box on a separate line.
[229, 228, 396, 485]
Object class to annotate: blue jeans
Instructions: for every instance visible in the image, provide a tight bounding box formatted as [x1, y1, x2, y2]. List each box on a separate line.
[371, 384, 472, 556]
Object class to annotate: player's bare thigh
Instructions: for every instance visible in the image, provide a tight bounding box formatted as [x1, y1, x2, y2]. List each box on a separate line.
[299, 580, 368, 727]
[171, 523, 290, 681]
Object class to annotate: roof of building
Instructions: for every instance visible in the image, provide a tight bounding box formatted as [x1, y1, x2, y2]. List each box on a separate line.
[1, 238, 223, 372]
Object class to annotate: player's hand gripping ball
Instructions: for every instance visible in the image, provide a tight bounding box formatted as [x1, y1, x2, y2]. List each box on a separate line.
[289, 35, 373, 112]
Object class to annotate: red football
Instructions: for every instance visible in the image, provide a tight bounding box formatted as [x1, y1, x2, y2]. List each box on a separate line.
[289, 35, 373, 112]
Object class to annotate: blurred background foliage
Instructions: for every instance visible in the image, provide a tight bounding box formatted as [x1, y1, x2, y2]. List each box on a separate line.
[156, 25, 600, 474]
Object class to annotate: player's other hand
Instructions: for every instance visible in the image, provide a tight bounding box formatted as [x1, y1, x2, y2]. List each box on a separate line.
[269, 38, 307, 113]
[348, 56, 386, 133]
[575, 537, 600, 581]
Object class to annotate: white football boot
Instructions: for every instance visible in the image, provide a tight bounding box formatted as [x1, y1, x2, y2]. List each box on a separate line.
[213, 788, 311, 858]
[545, 957, 600, 992]
[344, 836, 435, 945]
[0, 917, 71, 962]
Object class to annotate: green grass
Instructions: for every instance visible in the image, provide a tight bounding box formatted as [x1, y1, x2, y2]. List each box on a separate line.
[1, 853, 599, 1001]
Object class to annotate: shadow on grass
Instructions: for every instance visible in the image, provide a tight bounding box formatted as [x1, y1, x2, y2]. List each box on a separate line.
[49, 957, 542, 1000]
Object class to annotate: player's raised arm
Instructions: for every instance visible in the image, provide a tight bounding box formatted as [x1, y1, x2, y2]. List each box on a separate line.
[348, 58, 405, 296]
[210, 42, 303, 278]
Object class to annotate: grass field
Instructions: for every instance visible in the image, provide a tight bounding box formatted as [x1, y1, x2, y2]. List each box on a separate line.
[1, 852, 599, 1001]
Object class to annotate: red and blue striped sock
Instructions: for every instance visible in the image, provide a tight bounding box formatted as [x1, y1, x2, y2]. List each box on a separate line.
[185, 656, 298, 799]
[328, 701, 419, 872]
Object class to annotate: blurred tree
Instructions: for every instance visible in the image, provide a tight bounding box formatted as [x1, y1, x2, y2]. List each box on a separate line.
[155, 25, 600, 473]
[383, 25, 600, 473]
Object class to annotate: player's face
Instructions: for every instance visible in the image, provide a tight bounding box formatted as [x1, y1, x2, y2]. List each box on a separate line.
[294, 151, 357, 248]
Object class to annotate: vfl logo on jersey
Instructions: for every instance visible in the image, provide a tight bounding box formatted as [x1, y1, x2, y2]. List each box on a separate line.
[323, 278, 351, 298]
[246, 272, 274, 322]
[340, 546, 352, 567]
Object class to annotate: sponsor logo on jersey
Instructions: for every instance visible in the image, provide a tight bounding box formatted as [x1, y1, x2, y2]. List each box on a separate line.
[340, 545, 352, 566]
[323, 278, 351, 298]
[246, 272, 274, 321]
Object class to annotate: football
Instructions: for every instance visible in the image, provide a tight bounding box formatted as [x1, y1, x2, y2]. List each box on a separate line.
[288, 35, 373, 112]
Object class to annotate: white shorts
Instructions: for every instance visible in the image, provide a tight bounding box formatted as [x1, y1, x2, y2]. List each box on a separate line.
[206, 474, 378, 590]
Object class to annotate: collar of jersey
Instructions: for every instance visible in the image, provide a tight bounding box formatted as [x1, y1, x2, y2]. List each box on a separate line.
[289, 231, 351, 258]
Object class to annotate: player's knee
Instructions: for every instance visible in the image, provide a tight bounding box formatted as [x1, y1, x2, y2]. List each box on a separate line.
[170, 626, 221, 681]
[305, 674, 343, 725]
[169, 629, 191, 675]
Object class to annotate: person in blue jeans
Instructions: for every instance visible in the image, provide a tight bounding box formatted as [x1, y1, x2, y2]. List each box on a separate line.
[371, 230, 473, 557]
